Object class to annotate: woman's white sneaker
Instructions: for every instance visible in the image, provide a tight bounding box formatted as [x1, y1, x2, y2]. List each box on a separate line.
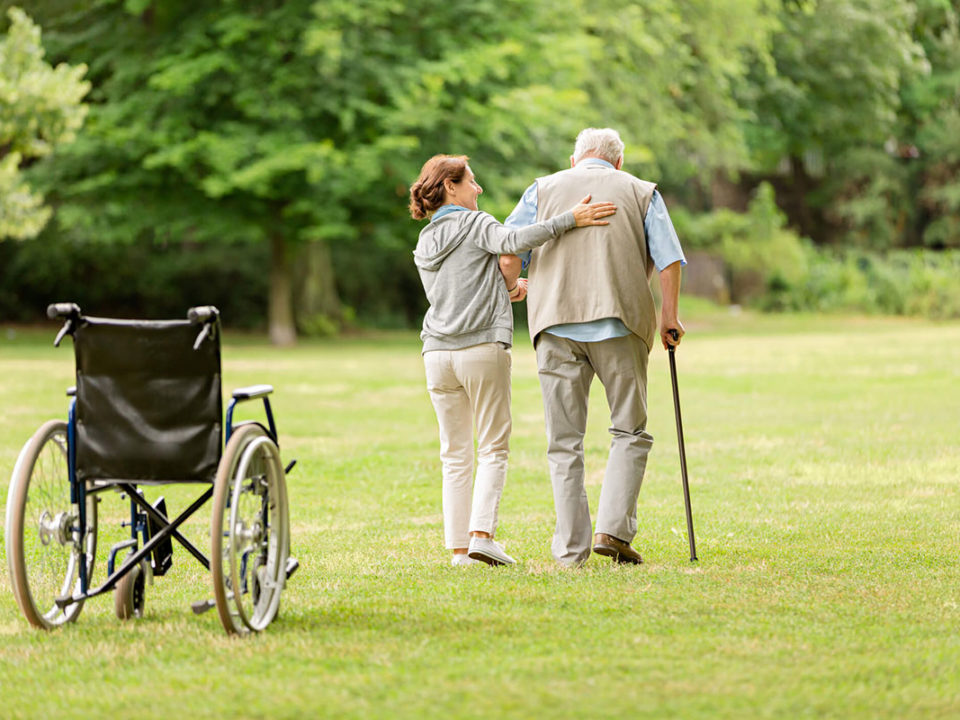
[468, 537, 516, 566]
[451, 554, 480, 567]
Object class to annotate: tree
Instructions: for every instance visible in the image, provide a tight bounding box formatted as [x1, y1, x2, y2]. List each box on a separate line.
[0, 6, 88, 240]
[31, 1, 338, 344]
[24, 0, 783, 339]
[576, 0, 778, 191]
[908, 0, 960, 248]
[27, 0, 598, 342]
[736, 0, 926, 245]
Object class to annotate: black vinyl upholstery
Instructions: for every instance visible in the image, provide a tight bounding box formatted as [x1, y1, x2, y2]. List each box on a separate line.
[74, 318, 222, 483]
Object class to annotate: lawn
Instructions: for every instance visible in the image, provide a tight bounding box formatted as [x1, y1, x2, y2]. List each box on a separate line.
[0, 305, 958, 719]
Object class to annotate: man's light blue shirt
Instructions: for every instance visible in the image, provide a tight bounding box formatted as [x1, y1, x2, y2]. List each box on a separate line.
[504, 158, 686, 342]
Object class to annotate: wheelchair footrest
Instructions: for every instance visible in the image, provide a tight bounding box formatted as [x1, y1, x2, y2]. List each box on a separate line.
[191, 598, 216, 615]
[55, 593, 82, 609]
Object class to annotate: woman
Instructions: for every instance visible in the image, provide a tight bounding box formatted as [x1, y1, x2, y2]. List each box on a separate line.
[410, 154, 616, 566]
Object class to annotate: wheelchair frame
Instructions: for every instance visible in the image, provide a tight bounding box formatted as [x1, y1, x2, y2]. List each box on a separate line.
[5, 304, 298, 635]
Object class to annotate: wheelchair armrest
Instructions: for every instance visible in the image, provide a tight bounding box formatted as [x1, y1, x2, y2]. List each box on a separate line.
[232, 384, 274, 400]
[226, 385, 278, 445]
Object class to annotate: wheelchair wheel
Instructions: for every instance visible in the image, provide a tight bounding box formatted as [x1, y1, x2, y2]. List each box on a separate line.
[211, 423, 289, 635]
[6, 420, 98, 629]
[114, 560, 147, 620]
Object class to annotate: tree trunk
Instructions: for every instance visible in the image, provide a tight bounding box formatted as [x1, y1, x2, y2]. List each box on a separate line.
[710, 170, 750, 212]
[789, 155, 816, 241]
[293, 240, 341, 335]
[268, 233, 297, 346]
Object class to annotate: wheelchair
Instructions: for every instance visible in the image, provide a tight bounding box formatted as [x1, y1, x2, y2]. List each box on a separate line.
[5, 303, 298, 635]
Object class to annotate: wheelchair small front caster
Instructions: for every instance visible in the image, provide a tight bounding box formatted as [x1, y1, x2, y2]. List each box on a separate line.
[114, 561, 148, 620]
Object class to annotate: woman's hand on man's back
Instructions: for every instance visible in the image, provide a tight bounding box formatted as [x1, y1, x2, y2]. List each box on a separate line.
[571, 194, 617, 227]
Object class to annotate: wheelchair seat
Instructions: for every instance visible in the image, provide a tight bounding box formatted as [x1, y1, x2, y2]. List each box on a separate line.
[74, 317, 222, 484]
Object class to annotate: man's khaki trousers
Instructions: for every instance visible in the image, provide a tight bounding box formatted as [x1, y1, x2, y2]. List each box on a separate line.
[535, 332, 653, 566]
[424, 343, 512, 549]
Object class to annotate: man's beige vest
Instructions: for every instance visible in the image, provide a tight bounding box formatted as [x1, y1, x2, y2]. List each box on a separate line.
[528, 162, 658, 350]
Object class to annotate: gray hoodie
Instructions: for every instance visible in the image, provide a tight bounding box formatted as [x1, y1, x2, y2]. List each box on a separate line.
[413, 209, 576, 352]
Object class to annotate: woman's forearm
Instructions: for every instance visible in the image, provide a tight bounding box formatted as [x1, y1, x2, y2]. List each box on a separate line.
[499, 255, 522, 290]
[476, 212, 577, 255]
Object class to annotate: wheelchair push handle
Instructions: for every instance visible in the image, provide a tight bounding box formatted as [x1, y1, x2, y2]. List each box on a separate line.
[187, 306, 220, 350]
[187, 306, 219, 324]
[47, 303, 81, 320]
[48, 303, 82, 347]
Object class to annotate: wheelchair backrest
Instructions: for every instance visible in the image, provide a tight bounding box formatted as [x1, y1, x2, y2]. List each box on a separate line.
[73, 317, 222, 483]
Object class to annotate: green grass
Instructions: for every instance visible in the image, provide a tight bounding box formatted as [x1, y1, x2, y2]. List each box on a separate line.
[1, 306, 958, 719]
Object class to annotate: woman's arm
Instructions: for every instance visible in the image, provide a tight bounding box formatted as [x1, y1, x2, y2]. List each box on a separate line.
[498, 255, 526, 302]
[474, 196, 618, 255]
[499, 255, 522, 290]
[475, 212, 575, 255]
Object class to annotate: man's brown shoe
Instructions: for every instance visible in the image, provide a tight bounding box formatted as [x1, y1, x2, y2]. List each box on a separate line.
[593, 533, 643, 564]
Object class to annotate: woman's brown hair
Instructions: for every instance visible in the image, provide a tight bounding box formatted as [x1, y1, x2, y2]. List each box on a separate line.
[409, 154, 469, 220]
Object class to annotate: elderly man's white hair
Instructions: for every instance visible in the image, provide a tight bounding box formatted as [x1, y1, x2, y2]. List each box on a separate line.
[572, 127, 625, 164]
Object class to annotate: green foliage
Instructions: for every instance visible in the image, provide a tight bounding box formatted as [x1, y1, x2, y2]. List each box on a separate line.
[0, 152, 50, 239]
[10, 0, 782, 334]
[760, 246, 960, 318]
[742, 0, 923, 168]
[330, 239, 428, 329]
[674, 180, 960, 318]
[3, 0, 959, 326]
[735, 0, 960, 251]
[0, 234, 268, 326]
[673, 182, 809, 303]
[820, 0, 960, 250]
[31, 0, 591, 239]
[0, 6, 88, 239]
[732, 0, 930, 249]
[574, 0, 777, 189]
[908, 0, 960, 248]
[824, 146, 914, 249]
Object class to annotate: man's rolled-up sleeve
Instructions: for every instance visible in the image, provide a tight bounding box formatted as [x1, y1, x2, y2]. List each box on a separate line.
[646, 190, 687, 271]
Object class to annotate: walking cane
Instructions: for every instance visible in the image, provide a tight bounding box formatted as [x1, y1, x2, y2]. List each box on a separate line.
[668, 329, 697, 562]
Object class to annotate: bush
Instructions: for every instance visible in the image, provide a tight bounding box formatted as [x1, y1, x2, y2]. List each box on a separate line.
[757, 246, 960, 318]
[672, 182, 810, 305]
[0, 234, 269, 327]
[673, 183, 960, 319]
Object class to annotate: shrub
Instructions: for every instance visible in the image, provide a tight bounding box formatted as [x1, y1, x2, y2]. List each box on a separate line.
[763, 246, 960, 318]
[0, 234, 268, 327]
[672, 182, 809, 305]
[674, 183, 960, 319]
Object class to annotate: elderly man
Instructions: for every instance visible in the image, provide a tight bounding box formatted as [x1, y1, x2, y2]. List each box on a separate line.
[502, 127, 686, 567]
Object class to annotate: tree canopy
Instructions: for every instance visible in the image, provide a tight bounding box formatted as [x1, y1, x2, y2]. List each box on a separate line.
[3, 0, 958, 332]
[0, 6, 88, 240]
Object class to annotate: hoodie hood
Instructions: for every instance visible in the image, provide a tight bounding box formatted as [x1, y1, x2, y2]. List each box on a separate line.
[413, 212, 478, 271]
